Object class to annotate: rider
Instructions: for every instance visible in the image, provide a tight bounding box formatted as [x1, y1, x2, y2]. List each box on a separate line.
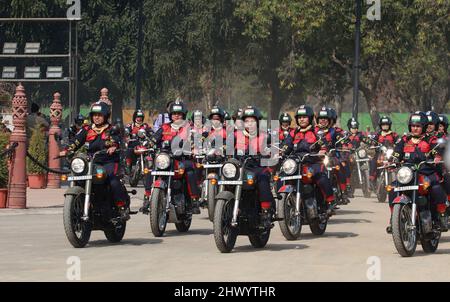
[329, 107, 354, 199]
[124, 109, 152, 175]
[150, 100, 202, 214]
[345, 117, 367, 150]
[278, 112, 294, 152]
[387, 112, 447, 233]
[425, 111, 440, 137]
[369, 115, 399, 191]
[60, 102, 129, 209]
[68, 113, 86, 143]
[315, 107, 351, 202]
[207, 106, 227, 149]
[291, 105, 336, 213]
[438, 114, 449, 138]
[235, 106, 275, 228]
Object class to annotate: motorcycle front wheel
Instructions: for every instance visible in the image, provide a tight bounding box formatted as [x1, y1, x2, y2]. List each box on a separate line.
[149, 188, 168, 237]
[207, 180, 217, 222]
[392, 203, 417, 257]
[213, 199, 238, 253]
[63, 193, 92, 248]
[277, 192, 302, 240]
[129, 164, 141, 187]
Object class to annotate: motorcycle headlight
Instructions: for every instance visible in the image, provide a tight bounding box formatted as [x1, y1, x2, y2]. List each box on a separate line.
[323, 155, 330, 166]
[386, 148, 394, 159]
[71, 158, 86, 174]
[222, 163, 238, 179]
[357, 149, 367, 158]
[397, 167, 413, 185]
[155, 153, 171, 170]
[282, 159, 297, 175]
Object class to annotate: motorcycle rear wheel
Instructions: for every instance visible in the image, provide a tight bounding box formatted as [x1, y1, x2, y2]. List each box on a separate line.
[104, 222, 126, 243]
[248, 229, 271, 248]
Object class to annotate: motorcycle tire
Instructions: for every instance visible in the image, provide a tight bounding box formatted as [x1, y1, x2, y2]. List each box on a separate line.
[63, 194, 92, 248]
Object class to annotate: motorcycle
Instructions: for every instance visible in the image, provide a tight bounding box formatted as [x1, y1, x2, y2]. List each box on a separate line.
[349, 146, 372, 198]
[63, 149, 136, 248]
[389, 159, 444, 257]
[129, 129, 154, 187]
[277, 152, 329, 240]
[375, 145, 396, 203]
[148, 141, 194, 237]
[213, 154, 274, 253]
[199, 147, 226, 222]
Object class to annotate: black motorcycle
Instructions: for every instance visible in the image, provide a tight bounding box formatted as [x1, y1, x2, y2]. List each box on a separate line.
[389, 159, 444, 257]
[213, 155, 274, 253]
[277, 153, 329, 239]
[349, 146, 372, 198]
[63, 149, 136, 248]
[148, 141, 194, 237]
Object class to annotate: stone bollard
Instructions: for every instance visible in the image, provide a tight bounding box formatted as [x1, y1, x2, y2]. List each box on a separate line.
[8, 84, 28, 209]
[47, 92, 63, 189]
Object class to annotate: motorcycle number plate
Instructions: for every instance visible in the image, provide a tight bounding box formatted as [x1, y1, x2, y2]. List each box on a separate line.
[218, 180, 243, 185]
[356, 159, 369, 162]
[280, 175, 302, 181]
[203, 164, 222, 168]
[151, 171, 175, 176]
[394, 185, 419, 192]
[68, 175, 92, 181]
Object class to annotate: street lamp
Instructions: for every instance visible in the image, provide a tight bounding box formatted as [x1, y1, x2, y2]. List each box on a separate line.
[2, 66, 17, 78]
[24, 42, 40, 54]
[2, 42, 17, 54]
[24, 66, 41, 79]
[46, 66, 63, 78]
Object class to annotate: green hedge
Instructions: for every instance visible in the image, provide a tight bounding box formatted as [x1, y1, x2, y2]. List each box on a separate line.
[0, 132, 9, 188]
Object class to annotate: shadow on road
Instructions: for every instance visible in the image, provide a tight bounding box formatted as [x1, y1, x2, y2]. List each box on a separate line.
[233, 243, 309, 253]
[335, 209, 375, 215]
[87, 238, 163, 247]
[329, 218, 372, 224]
[300, 232, 359, 240]
[164, 228, 213, 237]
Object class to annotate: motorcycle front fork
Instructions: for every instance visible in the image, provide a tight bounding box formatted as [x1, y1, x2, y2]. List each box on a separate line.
[82, 163, 94, 221]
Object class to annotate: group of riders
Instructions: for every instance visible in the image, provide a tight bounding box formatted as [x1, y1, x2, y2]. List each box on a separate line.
[60, 98, 450, 251]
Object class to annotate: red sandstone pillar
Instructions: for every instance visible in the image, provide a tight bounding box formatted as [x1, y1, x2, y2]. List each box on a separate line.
[47, 92, 63, 189]
[8, 84, 28, 209]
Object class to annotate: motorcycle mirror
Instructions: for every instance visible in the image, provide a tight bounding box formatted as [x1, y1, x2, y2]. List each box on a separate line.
[437, 138, 446, 147]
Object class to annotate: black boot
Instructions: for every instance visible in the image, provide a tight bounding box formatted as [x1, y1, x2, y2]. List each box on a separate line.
[439, 213, 448, 232]
[260, 209, 274, 229]
[139, 195, 150, 214]
[346, 185, 354, 198]
[191, 199, 201, 215]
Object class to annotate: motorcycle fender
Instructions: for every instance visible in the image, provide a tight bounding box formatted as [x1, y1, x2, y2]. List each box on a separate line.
[64, 186, 85, 197]
[305, 197, 318, 219]
[215, 191, 235, 201]
[278, 185, 294, 194]
[153, 179, 167, 190]
[392, 195, 411, 205]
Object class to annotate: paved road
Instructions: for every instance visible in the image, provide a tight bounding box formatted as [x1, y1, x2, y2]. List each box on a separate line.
[1, 188, 450, 282]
